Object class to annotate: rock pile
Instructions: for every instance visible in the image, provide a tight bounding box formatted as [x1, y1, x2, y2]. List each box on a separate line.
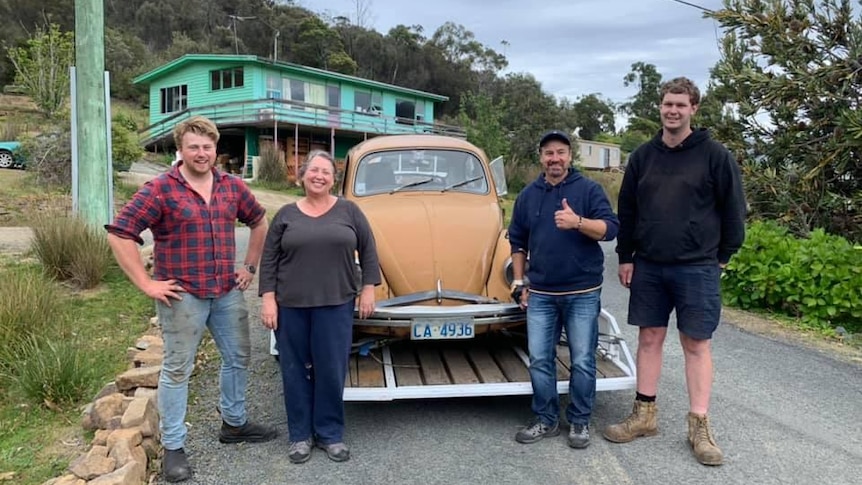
[43, 317, 163, 485]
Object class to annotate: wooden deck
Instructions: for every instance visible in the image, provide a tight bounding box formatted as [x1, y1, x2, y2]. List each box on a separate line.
[345, 335, 628, 390]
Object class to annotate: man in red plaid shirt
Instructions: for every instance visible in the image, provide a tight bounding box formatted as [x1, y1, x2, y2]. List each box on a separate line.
[106, 116, 276, 482]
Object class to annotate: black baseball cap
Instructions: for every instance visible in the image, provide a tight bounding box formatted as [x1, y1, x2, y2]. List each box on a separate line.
[538, 130, 571, 149]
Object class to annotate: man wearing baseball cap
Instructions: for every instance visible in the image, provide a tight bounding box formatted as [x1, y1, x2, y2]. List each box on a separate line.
[508, 129, 619, 449]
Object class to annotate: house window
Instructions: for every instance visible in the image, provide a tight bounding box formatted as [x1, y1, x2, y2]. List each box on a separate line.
[327, 85, 340, 108]
[355, 91, 382, 114]
[396, 99, 415, 120]
[160, 85, 187, 114]
[307, 82, 326, 107]
[266, 75, 281, 99]
[415, 100, 426, 121]
[289, 79, 305, 103]
[211, 67, 244, 91]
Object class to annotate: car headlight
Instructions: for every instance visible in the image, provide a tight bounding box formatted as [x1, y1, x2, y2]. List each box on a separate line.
[503, 256, 529, 286]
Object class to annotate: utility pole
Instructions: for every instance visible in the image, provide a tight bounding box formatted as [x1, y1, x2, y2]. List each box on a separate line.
[229, 15, 281, 158]
[75, 0, 111, 226]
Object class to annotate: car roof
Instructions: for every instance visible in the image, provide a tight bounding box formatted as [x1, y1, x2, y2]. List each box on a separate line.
[348, 135, 486, 159]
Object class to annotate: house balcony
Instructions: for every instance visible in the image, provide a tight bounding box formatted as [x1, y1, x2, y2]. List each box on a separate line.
[140, 98, 465, 148]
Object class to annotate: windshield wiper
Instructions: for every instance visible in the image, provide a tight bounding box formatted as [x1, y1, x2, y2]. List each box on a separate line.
[441, 175, 484, 192]
[389, 177, 434, 194]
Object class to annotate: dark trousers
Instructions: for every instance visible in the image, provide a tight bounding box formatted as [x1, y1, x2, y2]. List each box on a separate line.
[275, 301, 354, 444]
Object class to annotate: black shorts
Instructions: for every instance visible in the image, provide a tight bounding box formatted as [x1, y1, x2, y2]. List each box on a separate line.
[628, 258, 722, 340]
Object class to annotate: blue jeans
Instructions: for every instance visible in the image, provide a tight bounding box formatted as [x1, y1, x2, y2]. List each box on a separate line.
[276, 301, 354, 445]
[526, 290, 601, 426]
[156, 289, 250, 451]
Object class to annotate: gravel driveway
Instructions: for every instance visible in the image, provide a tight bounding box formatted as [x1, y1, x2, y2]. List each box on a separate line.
[161, 233, 862, 485]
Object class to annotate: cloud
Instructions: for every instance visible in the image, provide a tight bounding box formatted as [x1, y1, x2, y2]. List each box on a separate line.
[305, 0, 727, 103]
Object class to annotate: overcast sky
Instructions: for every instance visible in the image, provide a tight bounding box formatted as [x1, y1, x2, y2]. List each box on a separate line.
[301, 0, 727, 106]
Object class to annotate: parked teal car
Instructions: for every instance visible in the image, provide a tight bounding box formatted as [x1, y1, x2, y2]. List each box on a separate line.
[0, 141, 25, 169]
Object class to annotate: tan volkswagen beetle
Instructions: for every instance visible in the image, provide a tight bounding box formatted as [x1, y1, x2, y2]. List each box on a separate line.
[343, 134, 523, 339]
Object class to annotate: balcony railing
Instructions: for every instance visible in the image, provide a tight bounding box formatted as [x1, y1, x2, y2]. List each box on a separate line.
[140, 98, 465, 145]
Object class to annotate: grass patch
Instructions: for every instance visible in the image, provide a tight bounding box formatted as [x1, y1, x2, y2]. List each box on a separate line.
[499, 194, 515, 227]
[113, 179, 140, 206]
[0, 267, 64, 372]
[0, 171, 70, 227]
[31, 216, 113, 289]
[583, 170, 623, 211]
[0, 404, 84, 484]
[0, 261, 153, 485]
[248, 179, 303, 195]
[7, 336, 100, 407]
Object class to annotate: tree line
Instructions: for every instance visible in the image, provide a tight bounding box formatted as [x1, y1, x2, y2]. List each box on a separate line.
[1, 0, 859, 241]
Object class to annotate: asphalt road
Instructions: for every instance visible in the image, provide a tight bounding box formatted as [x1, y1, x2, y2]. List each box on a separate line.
[160, 229, 862, 485]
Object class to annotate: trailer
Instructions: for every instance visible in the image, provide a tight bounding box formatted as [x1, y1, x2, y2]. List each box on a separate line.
[269, 308, 635, 401]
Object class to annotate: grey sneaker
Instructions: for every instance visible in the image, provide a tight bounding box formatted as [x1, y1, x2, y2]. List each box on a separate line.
[515, 419, 560, 444]
[288, 438, 313, 464]
[317, 442, 350, 462]
[568, 423, 591, 449]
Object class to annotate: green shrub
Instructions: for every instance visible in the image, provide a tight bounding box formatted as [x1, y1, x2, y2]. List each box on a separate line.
[722, 220, 862, 332]
[111, 118, 142, 172]
[31, 216, 113, 289]
[256, 142, 288, 186]
[0, 269, 64, 371]
[6, 335, 98, 407]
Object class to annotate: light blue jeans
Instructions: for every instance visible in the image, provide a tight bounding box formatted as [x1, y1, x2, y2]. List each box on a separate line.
[526, 290, 601, 427]
[156, 289, 250, 451]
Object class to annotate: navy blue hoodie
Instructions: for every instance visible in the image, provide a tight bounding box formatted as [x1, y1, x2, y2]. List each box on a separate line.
[616, 128, 746, 265]
[508, 168, 619, 292]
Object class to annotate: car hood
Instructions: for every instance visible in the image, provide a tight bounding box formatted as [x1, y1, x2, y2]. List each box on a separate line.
[355, 194, 502, 300]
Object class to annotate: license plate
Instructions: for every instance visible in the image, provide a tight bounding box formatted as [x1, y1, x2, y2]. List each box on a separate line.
[410, 318, 475, 340]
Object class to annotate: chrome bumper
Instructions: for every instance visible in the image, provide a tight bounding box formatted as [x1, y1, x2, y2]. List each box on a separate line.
[355, 290, 524, 327]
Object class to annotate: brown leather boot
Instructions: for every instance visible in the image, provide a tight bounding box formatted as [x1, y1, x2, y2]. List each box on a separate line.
[602, 400, 658, 443]
[687, 412, 724, 466]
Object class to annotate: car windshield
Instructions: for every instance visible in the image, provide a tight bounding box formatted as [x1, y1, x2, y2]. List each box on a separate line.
[354, 149, 489, 196]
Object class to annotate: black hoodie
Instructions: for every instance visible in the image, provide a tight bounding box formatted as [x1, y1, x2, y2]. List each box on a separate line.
[616, 128, 746, 265]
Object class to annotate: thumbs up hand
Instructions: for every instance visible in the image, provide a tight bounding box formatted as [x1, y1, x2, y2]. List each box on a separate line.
[554, 198, 580, 230]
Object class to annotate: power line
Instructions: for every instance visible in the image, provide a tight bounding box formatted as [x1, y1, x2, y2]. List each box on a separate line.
[668, 0, 715, 14]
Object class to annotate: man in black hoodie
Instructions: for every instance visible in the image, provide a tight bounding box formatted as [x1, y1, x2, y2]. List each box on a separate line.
[602, 77, 746, 466]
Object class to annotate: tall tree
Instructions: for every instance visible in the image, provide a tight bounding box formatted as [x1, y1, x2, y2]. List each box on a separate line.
[708, 0, 862, 240]
[621, 61, 662, 124]
[6, 24, 74, 117]
[572, 93, 616, 140]
[458, 91, 509, 160]
[293, 16, 355, 73]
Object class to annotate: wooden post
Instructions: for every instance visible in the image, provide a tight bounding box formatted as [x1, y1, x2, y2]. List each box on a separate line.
[75, 0, 110, 226]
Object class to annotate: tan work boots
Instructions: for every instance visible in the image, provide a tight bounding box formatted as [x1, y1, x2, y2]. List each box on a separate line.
[603, 401, 724, 466]
[602, 400, 658, 443]
[687, 412, 724, 466]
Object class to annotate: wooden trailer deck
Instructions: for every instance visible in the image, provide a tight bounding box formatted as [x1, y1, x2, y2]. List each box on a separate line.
[343, 331, 635, 401]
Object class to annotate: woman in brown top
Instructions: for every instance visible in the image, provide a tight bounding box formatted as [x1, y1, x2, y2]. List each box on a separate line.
[259, 150, 381, 464]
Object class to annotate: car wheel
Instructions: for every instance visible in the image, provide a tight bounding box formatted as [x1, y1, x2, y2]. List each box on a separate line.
[0, 150, 13, 169]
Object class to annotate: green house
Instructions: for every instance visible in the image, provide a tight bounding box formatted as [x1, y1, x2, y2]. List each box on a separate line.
[133, 54, 462, 179]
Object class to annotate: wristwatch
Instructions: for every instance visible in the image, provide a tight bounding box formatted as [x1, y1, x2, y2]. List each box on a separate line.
[244, 264, 256, 274]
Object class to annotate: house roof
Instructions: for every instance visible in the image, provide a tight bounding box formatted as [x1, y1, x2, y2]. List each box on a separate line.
[133, 54, 449, 102]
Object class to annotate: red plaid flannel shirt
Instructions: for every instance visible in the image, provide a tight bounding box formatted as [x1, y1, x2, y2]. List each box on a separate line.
[106, 164, 265, 299]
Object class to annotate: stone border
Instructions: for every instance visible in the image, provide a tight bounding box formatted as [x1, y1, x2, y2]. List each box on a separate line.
[42, 315, 163, 485]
